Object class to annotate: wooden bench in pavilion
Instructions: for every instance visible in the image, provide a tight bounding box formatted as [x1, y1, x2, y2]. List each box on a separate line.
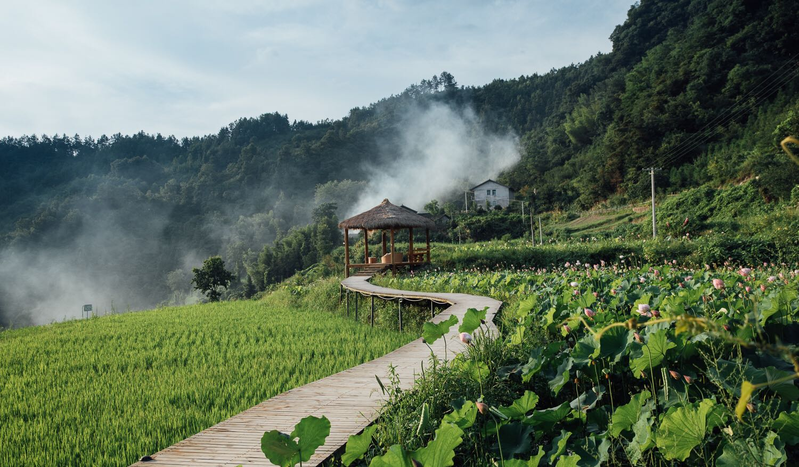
[339, 199, 436, 277]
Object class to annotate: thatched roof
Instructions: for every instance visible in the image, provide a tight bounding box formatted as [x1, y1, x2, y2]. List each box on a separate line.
[339, 199, 437, 230]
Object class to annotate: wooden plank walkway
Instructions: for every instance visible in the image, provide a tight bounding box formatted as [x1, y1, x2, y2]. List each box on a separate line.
[131, 275, 501, 466]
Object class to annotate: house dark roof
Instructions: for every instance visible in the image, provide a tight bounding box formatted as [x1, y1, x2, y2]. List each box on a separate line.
[339, 199, 437, 230]
[470, 179, 514, 191]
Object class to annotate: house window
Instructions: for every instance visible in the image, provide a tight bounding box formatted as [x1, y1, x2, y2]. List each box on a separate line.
[492, 189, 496, 196]
[486, 189, 491, 196]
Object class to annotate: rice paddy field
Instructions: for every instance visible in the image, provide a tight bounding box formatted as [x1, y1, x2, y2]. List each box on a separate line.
[0, 294, 414, 466]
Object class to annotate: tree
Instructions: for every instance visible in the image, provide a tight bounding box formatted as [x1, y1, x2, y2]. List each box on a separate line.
[192, 256, 235, 302]
[312, 202, 341, 259]
[424, 199, 442, 217]
[439, 71, 457, 91]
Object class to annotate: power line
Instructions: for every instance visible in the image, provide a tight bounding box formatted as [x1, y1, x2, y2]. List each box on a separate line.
[657, 56, 799, 165]
[656, 59, 799, 168]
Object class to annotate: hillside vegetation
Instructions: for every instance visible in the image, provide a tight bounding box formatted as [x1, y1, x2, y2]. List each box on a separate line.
[3, 0, 799, 325]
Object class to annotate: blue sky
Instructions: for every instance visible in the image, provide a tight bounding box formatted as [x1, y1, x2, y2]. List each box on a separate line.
[0, 0, 633, 138]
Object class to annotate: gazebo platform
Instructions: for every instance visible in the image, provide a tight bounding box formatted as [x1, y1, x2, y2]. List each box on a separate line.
[338, 199, 437, 277]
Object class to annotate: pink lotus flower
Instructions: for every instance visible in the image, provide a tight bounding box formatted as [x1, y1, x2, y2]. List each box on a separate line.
[584, 308, 596, 318]
[652, 309, 661, 317]
[739, 268, 752, 277]
[637, 304, 651, 315]
[562, 324, 572, 333]
[768, 276, 777, 283]
[476, 401, 488, 415]
[712, 278, 725, 290]
[570, 281, 579, 287]
[633, 332, 642, 343]
[592, 291, 598, 298]
[459, 332, 473, 345]
[683, 375, 694, 384]
[669, 370, 681, 380]
[760, 284, 767, 292]
[683, 217, 689, 226]
[745, 286, 752, 293]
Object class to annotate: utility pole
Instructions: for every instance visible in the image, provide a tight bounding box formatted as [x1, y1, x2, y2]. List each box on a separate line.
[530, 209, 535, 245]
[643, 167, 661, 238]
[538, 217, 543, 244]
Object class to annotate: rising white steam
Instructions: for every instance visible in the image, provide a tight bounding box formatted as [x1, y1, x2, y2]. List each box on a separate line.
[350, 102, 521, 215]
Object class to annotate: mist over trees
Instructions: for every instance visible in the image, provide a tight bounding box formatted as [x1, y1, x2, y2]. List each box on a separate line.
[2, 0, 798, 326]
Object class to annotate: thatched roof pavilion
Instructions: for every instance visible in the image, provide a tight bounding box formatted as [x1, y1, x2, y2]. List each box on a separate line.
[339, 199, 435, 276]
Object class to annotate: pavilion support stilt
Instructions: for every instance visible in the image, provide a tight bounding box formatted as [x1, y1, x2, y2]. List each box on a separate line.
[364, 229, 369, 264]
[344, 228, 350, 278]
[382, 232, 386, 257]
[390, 229, 396, 275]
[409, 227, 414, 266]
[426, 228, 430, 263]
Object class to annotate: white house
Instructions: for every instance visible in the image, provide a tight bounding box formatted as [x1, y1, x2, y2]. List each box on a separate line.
[471, 179, 514, 209]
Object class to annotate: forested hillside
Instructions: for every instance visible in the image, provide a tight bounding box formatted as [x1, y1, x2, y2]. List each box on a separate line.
[2, 0, 798, 326]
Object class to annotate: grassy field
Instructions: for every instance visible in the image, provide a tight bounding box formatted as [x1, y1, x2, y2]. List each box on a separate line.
[0, 289, 414, 467]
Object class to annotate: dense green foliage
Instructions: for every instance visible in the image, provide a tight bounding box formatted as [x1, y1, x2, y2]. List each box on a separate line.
[0, 291, 413, 467]
[360, 264, 799, 465]
[3, 0, 799, 326]
[249, 203, 342, 290]
[191, 256, 234, 301]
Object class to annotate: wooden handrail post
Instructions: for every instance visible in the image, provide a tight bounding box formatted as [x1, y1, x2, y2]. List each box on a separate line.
[382, 231, 386, 257]
[398, 299, 402, 332]
[344, 228, 350, 278]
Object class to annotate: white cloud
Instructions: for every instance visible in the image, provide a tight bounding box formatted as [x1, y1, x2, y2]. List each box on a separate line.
[0, 0, 633, 138]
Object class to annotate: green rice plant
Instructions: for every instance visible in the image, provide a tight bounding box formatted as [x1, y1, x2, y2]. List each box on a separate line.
[0, 287, 413, 467]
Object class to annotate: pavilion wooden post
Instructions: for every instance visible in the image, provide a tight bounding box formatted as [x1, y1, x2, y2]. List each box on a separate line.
[425, 228, 431, 263]
[363, 229, 369, 264]
[344, 228, 350, 278]
[408, 227, 414, 265]
[390, 228, 396, 275]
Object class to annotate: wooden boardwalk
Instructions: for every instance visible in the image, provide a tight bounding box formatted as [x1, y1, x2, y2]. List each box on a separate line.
[131, 275, 501, 466]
